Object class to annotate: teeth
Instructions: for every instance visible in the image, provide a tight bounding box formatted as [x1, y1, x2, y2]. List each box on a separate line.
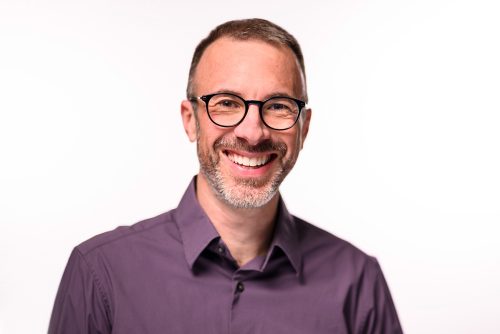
[227, 153, 271, 167]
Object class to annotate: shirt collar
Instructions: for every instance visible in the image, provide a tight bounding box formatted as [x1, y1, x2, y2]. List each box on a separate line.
[266, 197, 302, 276]
[175, 176, 302, 275]
[175, 177, 220, 270]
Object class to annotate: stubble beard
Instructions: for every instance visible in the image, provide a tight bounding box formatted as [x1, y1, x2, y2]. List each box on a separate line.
[197, 134, 296, 209]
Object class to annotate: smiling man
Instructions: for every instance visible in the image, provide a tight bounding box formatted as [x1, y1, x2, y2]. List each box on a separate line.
[49, 19, 403, 334]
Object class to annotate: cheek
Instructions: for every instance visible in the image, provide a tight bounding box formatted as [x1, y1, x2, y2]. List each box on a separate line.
[280, 132, 301, 157]
[197, 125, 229, 155]
[196, 117, 215, 148]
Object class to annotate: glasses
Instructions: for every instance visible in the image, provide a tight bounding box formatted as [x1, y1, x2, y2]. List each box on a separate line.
[190, 93, 306, 131]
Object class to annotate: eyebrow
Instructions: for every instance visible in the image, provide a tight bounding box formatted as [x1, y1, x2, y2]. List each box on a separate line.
[209, 88, 297, 101]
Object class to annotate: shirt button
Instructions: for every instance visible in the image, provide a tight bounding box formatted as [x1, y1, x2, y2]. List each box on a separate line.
[217, 246, 225, 254]
[236, 282, 245, 292]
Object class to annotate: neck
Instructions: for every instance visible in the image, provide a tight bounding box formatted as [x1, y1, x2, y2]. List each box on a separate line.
[196, 174, 279, 267]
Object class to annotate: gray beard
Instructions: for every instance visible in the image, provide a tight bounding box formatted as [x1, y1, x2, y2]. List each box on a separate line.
[197, 135, 293, 209]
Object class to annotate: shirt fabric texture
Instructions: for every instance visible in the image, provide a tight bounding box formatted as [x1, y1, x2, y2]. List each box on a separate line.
[49, 177, 403, 334]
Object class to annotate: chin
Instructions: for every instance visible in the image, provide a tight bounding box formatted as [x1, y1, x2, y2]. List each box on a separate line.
[208, 170, 282, 209]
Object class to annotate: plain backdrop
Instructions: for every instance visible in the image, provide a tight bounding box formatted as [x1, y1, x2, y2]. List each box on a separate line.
[1, 0, 499, 333]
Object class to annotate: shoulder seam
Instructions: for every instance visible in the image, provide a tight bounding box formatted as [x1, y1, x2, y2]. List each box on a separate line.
[357, 257, 382, 333]
[80, 214, 175, 255]
[75, 248, 113, 323]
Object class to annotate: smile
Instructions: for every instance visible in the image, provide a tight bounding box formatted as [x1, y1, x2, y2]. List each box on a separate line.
[224, 151, 276, 168]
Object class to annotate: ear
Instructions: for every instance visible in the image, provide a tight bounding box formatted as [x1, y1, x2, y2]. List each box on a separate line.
[299, 108, 312, 149]
[181, 100, 198, 142]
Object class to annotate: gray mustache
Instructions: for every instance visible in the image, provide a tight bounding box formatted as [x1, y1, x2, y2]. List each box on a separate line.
[214, 137, 287, 154]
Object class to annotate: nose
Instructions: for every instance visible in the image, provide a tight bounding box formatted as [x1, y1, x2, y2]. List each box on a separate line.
[233, 104, 270, 146]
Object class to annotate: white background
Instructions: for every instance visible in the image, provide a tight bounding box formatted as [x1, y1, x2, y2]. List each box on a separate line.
[1, 0, 499, 333]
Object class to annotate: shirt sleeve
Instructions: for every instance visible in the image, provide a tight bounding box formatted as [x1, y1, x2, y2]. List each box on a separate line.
[48, 248, 112, 334]
[355, 257, 404, 334]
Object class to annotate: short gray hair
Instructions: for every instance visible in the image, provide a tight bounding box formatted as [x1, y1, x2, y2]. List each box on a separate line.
[186, 18, 307, 102]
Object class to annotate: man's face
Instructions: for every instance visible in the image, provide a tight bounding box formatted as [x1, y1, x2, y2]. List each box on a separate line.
[183, 37, 310, 208]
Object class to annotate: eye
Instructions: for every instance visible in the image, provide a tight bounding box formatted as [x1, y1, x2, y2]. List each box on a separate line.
[264, 98, 296, 114]
[218, 99, 240, 108]
[209, 95, 244, 110]
[268, 103, 290, 111]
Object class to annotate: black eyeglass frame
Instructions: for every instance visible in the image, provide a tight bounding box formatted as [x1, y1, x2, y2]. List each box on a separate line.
[189, 92, 306, 131]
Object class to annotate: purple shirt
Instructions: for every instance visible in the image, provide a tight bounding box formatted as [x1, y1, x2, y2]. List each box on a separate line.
[49, 178, 403, 333]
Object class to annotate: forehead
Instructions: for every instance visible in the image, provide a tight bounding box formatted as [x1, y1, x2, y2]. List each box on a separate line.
[193, 37, 304, 98]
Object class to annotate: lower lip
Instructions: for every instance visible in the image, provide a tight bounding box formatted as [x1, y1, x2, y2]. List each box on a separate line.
[222, 152, 276, 178]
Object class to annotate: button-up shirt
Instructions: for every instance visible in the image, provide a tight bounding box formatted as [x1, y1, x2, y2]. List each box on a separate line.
[49, 178, 403, 333]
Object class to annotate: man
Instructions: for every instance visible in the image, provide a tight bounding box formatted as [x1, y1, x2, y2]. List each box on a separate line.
[49, 18, 403, 333]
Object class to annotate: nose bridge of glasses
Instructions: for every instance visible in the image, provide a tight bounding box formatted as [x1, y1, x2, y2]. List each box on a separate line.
[245, 99, 264, 112]
[234, 99, 269, 143]
[242, 100, 266, 125]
